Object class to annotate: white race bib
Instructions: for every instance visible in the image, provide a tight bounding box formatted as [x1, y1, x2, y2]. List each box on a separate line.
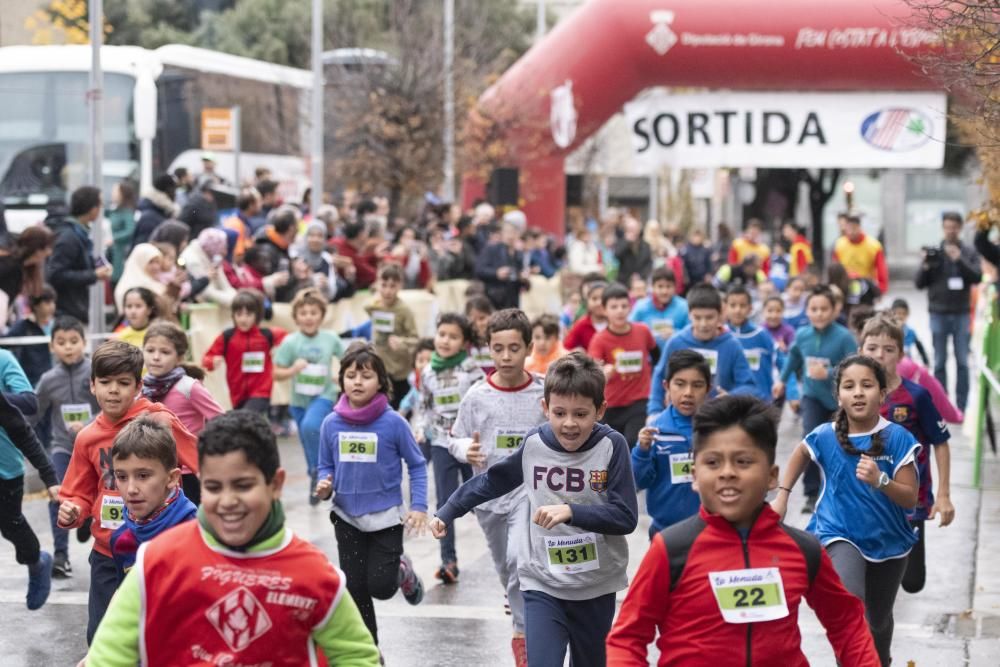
[544, 533, 600, 574]
[372, 310, 396, 333]
[242, 351, 266, 373]
[805, 356, 830, 380]
[433, 387, 462, 412]
[615, 350, 644, 374]
[948, 277, 964, 291]
[339, 432, 378, 463]
[494, 429, 525, 452]
[61, 403, 92, 425]
[669, 452, 694, 484]
[294, 363, 328, 396]
[651, 319, 674, 340]
[692, 348, 719, 375]
[100, 494, 125, 529]
[743, 349, 762, 372]
[708, 567, 789, 624]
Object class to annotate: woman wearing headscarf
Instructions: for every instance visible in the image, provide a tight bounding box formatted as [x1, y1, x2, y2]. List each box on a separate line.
[114, 243, 166, 313]
[178, 227, 237, 306]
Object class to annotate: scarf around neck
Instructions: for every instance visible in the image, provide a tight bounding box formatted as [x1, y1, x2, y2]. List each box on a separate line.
[127, 487, 197, 544]
[142, 366, 187, 403]
[198, 500, 285, 553]
[431, 349, 467, 371]
[334, 392, 389, 425]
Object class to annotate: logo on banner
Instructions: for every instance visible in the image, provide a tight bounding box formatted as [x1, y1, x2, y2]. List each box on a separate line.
[205, 586, 272, 652]
[550, 80, 578, 149]
[646, 10, 678, 55]
[860, 108, 932, 152]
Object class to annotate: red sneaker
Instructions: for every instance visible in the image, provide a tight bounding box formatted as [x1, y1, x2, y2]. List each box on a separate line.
[511, 636, 527, 667]
[434, 561, 459, 584]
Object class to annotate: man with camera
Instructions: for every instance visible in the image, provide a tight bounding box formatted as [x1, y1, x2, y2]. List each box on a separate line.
[916, 212, 982, 413]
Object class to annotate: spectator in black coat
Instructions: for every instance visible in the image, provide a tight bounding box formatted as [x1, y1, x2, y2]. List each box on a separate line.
[475, 221, 529, 310]
[130, 174, 178, 250]
[680, 227, 714, 290]
[178, 179, 219, 239]
[615, 216, 653, 283]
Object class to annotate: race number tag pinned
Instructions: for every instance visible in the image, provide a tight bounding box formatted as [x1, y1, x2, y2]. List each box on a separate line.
[495, 429, 525, 452]
[372, 311, 395, 333]
[295, 363, 328, 396]
[100, 495, 125, 529]
[61, 403, 92, 425]
[339, 432, 378, 463]
[242, 351, 266, 373]
[651, 320, 674, 340]
[708, 567, 788, 623]
[669, 452, 694, 484]
[948, 277, 964, 291]
[433, 387, 462, 412]
[544, 533, 600, 574]
[744, 349, 762, 371]
[615, 350, 644, 374]
[692, 348, 719, 375]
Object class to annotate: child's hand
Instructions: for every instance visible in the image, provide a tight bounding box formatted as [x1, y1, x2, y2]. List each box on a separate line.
[930, 495, 956, 527]
[637, 427, 658, 451]
[772, 381, 785, 400]
[46, 485, 60, 502]
[789, 399, 801, 414]
[414, 428, 426, 444]
[602, 363, 614, 379]
[313, 474, 334, 500]
[466, 432, 486, 466]
[212, 355, 224, 369]
[387, 335, 402, 351]
[404, 511, 427, 536]
[293, 358, 310, 373]
[806, 361, 828, 381]
[855, 455, 881, 487]
[429, 517, 448, 539]
[67, 421, 85, 434]
[57, 500, 81, 527]
[532, 504, 572, 530]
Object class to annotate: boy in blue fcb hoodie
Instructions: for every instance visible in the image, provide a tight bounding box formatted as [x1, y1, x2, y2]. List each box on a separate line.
[724, 284, 776, 402]
[632, 350, 710, 537]
[647, 284, 754, 421]
[629, 266, 689, 347]
[108, 416, 197, 579]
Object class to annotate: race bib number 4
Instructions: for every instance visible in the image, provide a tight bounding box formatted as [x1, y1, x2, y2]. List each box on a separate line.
[669, 452, 694, 484]
[339, 432, 378, 463]
[615, 350, 644, 374]
[295, 363, 328, 396]
[61, 403, 92, 425]
[495, 429, 525, 451]
[100, 495, 125, 529]
[544, 533, 600, 574]
[242, 351, 266, 373]
[433, 388, 461, 412]
[708, 567, 788, 624]
[372, 310, 395, 333]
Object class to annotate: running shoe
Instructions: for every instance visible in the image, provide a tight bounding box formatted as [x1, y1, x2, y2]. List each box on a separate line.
[398, 554, 424, 605]
[26, 551, 53, 610]
[52, 552, 72, 579]
[511, 637, 527, 667]
[434, 561, 459, 584]
[308, 471, 320, 506]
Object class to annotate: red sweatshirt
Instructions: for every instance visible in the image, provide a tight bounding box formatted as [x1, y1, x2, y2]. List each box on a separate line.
[202, 325, 286, 407]
[58, 397, 199, 558]
[606, 505, 879, 666]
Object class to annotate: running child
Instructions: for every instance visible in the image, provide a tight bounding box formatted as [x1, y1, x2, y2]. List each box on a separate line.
[773, 285, 858, 514]
[399, 337, 434, 420]
[607, 394, 879, 666]
[525, 314, 566, 376]
[203, 288, 285, 411]
[365, 263, 419, 409]
[57, 340, 199, 643]
[860, 313, 953, 594]
[762, 295, 799, 411]
[432, 352, 638, 667]
[113, 286, 160, 349]
[725, 284, 776, 402]
[783, 276, 809, 330]
[108, 416, 197, 579]
[7, 284, 57, 386]
[563, 280, 607, 352]
[648, 284, 754, 422]
[35, 316, 100, 577]
[447, 308, 546, 666]
[629, 266, 689, 347]
[466, 295, 495, 374]
[414, 312, 485, 583]
[85, 411, 380, 665]
[314, 343, 427, 646]
[588, 282, 658, 445]
[274, 287, 345, 504]
[890, 298, 930, 366]
[633, 350, 710, 537]
[772, 355, 920, 667]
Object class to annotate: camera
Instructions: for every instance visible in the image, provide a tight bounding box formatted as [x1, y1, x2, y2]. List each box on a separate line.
[922, 246, 941, 261]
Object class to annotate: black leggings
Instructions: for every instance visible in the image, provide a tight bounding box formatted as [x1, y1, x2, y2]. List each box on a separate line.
[0, 475, 40, 565]
[332, 513, 403, 644]
[902, 520, 926, 593]
[602, 399, 647, 448]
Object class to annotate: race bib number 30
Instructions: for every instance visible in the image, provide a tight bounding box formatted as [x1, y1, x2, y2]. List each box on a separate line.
[295, 363, 328, 396]
[339, 432, 378, 463]
[544, 533, 600, 574]
[669, 452, 694, 484]
[708, 567, 788, 623]
[242, 351, 266, 373]
[100, 495, 125, 529]
[495, 429, 525, 451]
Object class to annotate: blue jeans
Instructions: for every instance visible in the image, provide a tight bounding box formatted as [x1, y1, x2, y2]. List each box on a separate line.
[930, 312, 971, 412]
[87, 550, 119, 645]
[430, 446, 472, 564]
[800, 395, 835, 498]
[289, 397, 334, 479]
[47, 450, 71, 557]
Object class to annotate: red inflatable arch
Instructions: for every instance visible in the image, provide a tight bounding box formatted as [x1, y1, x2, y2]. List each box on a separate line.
[463, 0, 941, 237]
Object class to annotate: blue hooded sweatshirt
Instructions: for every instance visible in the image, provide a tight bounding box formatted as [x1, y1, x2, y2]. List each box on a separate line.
[728, 322, 776, 402]
[631, 405, 700, 533]
[648, 325, 754, 417]
[629, 295, 689, 346]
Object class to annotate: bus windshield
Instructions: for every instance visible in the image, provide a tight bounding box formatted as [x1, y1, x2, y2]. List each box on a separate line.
[0, 71, 137, 208]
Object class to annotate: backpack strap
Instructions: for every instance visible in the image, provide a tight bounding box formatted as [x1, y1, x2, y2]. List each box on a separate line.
[173, 375, 196, 400]
[221, 327, 235, 358]
[659, 514, 708, 592]
[778, 523, 822, 587]
[260, 328, 274, 348]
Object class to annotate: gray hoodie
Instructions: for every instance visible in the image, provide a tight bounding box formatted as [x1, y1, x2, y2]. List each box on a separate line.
[34, 358, 99, 455]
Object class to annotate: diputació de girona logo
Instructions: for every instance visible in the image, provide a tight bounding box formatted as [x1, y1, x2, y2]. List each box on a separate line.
[860, 108, 932, 152]
[646, 10, 678, 56]
[550, 80, 578, 149]
[205, 586, 273, 652]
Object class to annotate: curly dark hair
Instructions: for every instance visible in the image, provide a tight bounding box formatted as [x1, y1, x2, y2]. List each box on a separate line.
[198, 411, 280, 482]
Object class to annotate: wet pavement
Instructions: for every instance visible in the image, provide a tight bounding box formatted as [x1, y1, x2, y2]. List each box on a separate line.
[1, 283, 997, 666]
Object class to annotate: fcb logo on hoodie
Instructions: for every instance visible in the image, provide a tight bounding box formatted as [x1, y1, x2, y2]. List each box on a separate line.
[589, 469, 608, 493]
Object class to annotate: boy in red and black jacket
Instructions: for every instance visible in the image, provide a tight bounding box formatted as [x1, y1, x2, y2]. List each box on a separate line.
[606, 394, 879, 667]
[202, 289, 285, 411]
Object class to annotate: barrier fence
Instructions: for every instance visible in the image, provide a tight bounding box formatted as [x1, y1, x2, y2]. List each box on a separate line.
[973, 281, 1000, 488]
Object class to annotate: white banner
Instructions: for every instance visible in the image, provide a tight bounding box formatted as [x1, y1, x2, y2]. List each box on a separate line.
[624, 91, 946, 169]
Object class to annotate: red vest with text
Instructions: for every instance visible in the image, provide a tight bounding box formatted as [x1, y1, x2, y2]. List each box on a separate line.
[138, 521, 343, 666]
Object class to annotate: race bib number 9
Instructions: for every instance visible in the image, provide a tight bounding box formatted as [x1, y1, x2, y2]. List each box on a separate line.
[242, 351, 266, 373]
[61, 403, 92, 425]
[708, 567, 789, 623]
[295, 363, 328, 396]
[433, 388, 461, 412]
[339, 432, 378, 463]
[372, 310, 395, 333]
[669, 452, 694, 484]
[615, 350, 643, 374]
[544, 533, 600, 574]
[495, 429, 525, 451]
[100, 495, 125, 529]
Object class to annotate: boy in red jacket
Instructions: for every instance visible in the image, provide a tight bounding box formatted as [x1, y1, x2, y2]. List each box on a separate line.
[606, 394, 879, 666]
[203, 289, 286, 411]
[57, 340, 199, 645]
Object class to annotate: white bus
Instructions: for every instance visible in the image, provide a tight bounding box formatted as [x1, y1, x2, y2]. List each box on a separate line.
[0, 44, 313, 231]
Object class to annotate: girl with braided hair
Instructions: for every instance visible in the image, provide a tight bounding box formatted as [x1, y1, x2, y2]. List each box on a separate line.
[772, 355, 919, 667]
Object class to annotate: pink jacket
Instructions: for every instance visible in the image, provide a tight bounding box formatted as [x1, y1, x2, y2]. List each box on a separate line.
[160, 378, 225, 436]
[898, 357, 964, 424]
